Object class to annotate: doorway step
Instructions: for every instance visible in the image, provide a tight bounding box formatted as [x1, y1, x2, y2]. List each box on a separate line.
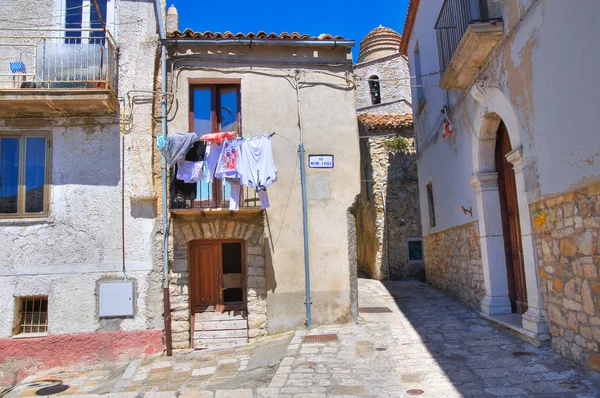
[193, 310, 249, 350]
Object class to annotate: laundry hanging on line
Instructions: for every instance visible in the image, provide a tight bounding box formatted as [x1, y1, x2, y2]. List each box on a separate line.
[171, 131, 278, 210]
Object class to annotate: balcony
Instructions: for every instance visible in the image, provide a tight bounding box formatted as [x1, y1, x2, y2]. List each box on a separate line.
[0, 30, 118, 117]
[435, 0, 503, 89]
[170, 179, 263, 215]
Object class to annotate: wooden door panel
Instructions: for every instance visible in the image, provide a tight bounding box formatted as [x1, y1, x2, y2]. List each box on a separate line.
[496, 123, 528, 314]
[190, 242, 216, 311]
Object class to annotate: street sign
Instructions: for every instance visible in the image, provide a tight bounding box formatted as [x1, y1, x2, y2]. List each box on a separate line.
[308, 154, 334, 169]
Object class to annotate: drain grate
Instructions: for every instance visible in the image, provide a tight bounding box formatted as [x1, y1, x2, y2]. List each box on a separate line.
[407, 389, 424, 395]
[511, 351, 535, 357]
[303, 333, 338, 342]
[359, 306, 392, 313]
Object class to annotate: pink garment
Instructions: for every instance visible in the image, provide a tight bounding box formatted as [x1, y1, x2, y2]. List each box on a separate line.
[199, 131, 235, 145]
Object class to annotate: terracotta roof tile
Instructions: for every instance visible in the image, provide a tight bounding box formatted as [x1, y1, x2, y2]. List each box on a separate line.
[400, 0, 420, 56]
[167, 29, 345, 41]
[357, 113, 414, 130]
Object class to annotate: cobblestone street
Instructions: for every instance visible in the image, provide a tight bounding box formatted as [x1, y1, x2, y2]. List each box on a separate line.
[4, 279, 600, 397]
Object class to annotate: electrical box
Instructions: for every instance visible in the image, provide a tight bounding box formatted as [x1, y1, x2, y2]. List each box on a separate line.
[98, 281, 134, 318]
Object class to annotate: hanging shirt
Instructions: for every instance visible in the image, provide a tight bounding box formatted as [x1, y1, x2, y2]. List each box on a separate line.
[162, 132, 199, 168]
[200, 131, 236, 145]
[203, 141, 223, 183]
[215, 138, 243, 179]
[176, 160, 204, 183]
[239, 133, 278, 192]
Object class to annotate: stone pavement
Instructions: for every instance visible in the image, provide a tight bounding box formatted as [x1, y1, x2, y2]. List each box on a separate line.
[4, 278, 600, 397]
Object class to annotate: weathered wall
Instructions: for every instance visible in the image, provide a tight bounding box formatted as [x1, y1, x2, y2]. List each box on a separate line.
[166, 44, 360, 333]
[423, 221, 485, 309]
[168, 215, 268, 349]
[408, 0, 600, 237]
[405, 0, 600, 366]
[354, 54, 412, 114]
[531, 183, 600, 370]
[0, 0, 163, 385]
[355, 126, 421, 280]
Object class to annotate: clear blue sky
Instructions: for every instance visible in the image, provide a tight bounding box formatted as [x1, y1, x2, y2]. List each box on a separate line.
[172, 0, 410, 62]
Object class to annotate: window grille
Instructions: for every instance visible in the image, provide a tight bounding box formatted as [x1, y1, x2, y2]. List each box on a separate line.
[17, 296, 48, 334]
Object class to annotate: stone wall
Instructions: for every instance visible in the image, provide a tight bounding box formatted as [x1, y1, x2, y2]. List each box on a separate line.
[354, 54, 412, 114]
[356, 125, 422, 280]
[169, 214, 268, 349]
[531, 182, 600, 370]
[423, 221, 485, 309]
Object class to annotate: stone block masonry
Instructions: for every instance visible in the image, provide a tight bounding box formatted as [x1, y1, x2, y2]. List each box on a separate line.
[531, 182, 600, 370]
[423, 221, 485, 309]
[355, 126, 422, 280]
[169, 214, 268, 349]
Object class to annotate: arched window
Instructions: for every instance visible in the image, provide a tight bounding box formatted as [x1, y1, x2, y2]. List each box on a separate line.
[368, 75, 381, 105]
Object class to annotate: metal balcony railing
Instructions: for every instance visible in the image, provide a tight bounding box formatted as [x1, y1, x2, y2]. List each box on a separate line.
[434, 0, 500, 73]
[0, 29, 117, 92]
[171, 178, 262, 211]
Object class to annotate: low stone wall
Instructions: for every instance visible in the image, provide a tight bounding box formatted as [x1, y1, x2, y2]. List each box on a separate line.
[423, 221, 485, 309]
[531, 182, 600, 370]
[169, 214, 268, 349]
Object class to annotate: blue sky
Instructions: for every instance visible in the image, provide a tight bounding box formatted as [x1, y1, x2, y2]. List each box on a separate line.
[172, 0, 410, 62]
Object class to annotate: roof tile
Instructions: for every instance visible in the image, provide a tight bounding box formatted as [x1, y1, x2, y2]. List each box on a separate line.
[166, 30, 346, 41]
[357, 113, 414, 130]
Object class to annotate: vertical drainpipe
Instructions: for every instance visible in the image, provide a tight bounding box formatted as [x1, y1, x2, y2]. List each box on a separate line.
[295, 74, 311, 329]
[153, 0, 172, 356]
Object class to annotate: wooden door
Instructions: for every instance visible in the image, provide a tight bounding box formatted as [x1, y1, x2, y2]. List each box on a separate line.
[189, 240, 246, 313]
[189, 241, 217, 312]
[495, 122, 528, 314]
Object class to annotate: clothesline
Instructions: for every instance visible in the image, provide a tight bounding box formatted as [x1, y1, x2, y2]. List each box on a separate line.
[159, 131, 278, 212]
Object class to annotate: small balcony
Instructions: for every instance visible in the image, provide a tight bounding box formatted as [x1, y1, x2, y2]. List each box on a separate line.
[170, 179, 263, 215]
[435, 0, 503, 89]
[0, 30, 118, 117]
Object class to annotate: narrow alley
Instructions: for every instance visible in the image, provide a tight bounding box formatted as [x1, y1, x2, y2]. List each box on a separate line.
[4, 278, 600, 398]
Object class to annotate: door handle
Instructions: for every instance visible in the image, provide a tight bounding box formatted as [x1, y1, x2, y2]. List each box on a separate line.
[220, 288, 227, 292]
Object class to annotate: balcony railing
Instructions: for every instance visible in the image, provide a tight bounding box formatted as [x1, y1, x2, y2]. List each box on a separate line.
[435, 0, 500, 73]
[0, 31, 117, 92]
[170, 179, 263, 213]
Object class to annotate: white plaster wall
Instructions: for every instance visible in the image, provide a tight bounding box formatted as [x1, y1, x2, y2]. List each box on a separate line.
[167, 44, 360, 329]
[406, 0, 600, 237]
[0, 0, 163, 338]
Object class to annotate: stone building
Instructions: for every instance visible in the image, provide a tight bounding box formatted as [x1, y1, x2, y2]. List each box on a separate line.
[0, 0, 164, 386]
[354, 27, 423, 280]
[403, 0, 600, 370]
[162, 13, 360, 349]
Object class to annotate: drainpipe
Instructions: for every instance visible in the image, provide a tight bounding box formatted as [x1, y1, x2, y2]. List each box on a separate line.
[295, 73, 312, 329]
[153, 0, 172, 356]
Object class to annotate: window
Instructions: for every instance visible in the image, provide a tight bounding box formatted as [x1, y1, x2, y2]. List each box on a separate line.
[368, 75, 381, 105]
[0, 134, 50, 217]
[413, 41, 425, 107]
[189, 84, 240, 207]
[15, 297, 48, 335]
[426, 181, 436, 228]
[64, 0, 108, 44]
[407, 239, 424, 262]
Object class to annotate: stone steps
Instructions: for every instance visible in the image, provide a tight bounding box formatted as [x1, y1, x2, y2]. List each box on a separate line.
[193, 310, 248, 350]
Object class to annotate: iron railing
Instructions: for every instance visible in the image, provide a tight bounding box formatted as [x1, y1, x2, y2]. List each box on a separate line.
[0, 29, 117, 92]
[170, 178, 262, 210]
[434, 0, 500, 73]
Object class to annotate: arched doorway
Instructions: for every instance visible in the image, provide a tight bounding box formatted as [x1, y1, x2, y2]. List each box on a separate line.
[495, 122, 528, 314]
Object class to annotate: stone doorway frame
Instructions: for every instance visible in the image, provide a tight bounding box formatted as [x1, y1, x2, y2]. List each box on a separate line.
[469, 80, 548, 340]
